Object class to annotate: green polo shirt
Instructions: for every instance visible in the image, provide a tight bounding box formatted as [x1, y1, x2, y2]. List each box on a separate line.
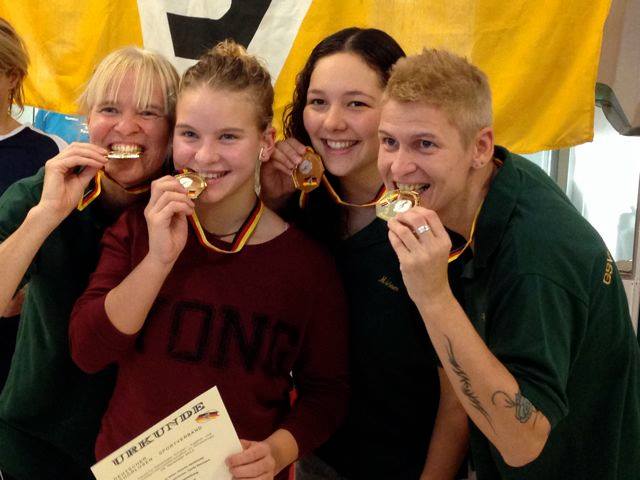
[0, 169, 116, 480]
[463, 147, 640, 479]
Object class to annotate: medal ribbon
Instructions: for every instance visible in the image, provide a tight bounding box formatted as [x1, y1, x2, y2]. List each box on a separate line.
[77, 170, 151, 211]
[447, 201, 483, 263]
[299, 176, 386, 209]
[188, 197, 264, 254]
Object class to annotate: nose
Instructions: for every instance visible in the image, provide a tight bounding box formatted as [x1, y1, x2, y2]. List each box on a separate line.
[114, 111, 141, 136]
[193, 140, 219, 167]
[323, 105, 347, 131]
[388, 147, 417, 180]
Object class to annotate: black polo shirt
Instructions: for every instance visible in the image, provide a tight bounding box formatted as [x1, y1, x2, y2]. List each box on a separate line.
[463, 147, 640, 479]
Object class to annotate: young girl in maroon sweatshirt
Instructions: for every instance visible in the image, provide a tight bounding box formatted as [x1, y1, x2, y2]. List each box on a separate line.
[70, 40, 349, 480]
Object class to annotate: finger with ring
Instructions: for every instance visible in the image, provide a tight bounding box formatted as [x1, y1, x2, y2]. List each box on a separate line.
[415, 224, 431, 235]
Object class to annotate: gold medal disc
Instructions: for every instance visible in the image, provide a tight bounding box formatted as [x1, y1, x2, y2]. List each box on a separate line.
[292, 149, 324, 193]
[107, 146, 142, 160]
[375, 189, 420, 221]
[175, 172, 208, 199]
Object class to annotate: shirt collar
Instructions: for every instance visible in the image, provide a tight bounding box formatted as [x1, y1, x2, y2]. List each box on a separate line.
[472, 145, 519, 269]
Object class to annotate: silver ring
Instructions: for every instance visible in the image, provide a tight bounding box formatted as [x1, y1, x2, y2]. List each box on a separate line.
[415, 224, 431, 235]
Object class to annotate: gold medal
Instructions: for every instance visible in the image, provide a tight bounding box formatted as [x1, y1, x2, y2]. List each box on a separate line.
[292, 148, 324, 192]
[375, 189, 420, 221]
[107, 145, 142, 160]
[175, 171, 207, 199]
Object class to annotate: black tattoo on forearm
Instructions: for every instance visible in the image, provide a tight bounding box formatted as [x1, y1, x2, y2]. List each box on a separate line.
[492, 391, 539, 425]
[444, 335, 495, 431]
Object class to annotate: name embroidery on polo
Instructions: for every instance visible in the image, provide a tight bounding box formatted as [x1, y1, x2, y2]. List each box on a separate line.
[378, 275, 400, 292]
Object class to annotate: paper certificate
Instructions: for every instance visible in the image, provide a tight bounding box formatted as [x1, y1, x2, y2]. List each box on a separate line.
[91, 386, 242, 480]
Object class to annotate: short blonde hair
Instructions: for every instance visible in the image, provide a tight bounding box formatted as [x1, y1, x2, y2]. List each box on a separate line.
[0, 17, 29, 114]
[385, 49, 492, 147]
[77, 47, 179, 123]
[180, 39, 273, 131]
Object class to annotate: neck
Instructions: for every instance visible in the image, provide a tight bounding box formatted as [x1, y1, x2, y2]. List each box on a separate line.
[445, 161, 497, 242]
[98, 175, 146, 217]
[0, 110, 20, 135]
[196, 188, 257, 236]
[337, 161, 382, 205]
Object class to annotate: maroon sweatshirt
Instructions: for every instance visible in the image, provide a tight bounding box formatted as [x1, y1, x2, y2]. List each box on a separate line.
[70, 206, 349, 475]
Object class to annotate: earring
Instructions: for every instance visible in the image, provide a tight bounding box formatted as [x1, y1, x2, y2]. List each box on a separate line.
[258, 147, 264, 161]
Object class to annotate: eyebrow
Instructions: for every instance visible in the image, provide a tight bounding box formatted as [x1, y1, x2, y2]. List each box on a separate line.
[175, 124, 246, 133]
[307, 88, 376, 100]
[378, 128, 438, 140]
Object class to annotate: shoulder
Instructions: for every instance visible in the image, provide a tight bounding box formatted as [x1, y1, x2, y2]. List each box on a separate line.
[490, 156, 609, 301]
[23, 125, 68, 153]
[0, 169, 45, 210]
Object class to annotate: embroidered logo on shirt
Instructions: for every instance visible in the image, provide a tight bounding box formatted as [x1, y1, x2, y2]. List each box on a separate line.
[603, 251, 614, 285]
[378, 276, 399, 292]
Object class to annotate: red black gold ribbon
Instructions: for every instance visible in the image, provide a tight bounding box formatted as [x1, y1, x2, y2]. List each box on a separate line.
[77, 170, 150, 211]
[188, 197, 264, 254]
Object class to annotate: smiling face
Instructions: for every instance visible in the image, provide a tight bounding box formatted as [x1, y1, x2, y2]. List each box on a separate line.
[378, 99, 482, 226]
[173, 86, 273, 206]
[302, 52, 384, 183]
[87, 71, 171, 187]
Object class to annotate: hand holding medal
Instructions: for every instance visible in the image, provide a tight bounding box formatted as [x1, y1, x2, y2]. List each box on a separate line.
[40, 142, 108, 220]
[144, 175, 195, 266]
[387, 207, 453, 305]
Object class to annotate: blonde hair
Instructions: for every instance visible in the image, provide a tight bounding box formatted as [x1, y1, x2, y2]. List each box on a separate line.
[0, 17, 29, 114]
[385, 49, 492, 147]
[180, 39, 273, 130]
[77, 47, 179, 123]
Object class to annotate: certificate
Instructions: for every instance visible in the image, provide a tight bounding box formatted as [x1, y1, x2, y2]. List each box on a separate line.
[91, 386, 242, 480]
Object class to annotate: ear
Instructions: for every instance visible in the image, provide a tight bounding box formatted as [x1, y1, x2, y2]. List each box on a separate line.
[471, 127, 494, 169]
[259, 126, 276, 162]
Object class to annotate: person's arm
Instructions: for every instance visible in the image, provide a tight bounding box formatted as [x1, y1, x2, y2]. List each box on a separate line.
[70, 176, 193, 372]
[389, 207, 551, 467]
[420, 367, 469, 479]
[0, 143, 107, 316]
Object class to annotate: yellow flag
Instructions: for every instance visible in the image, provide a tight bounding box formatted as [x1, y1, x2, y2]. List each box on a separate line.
[0, 0, 611, 153]
[0, 0, 143, 114]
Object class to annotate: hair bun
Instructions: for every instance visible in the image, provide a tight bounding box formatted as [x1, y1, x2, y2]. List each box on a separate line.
[212, 39, 248, 58]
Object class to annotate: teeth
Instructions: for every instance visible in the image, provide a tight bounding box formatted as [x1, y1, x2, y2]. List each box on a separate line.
[198, 172, 227, 180]
[326, 140, 356, 149]
[397, 183, 428, 192]
[110, 144, 142, 153]
[108, 144, 142, 159]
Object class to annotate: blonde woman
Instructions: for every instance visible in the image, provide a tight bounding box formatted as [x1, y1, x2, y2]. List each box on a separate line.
[0, 46, 178, 480]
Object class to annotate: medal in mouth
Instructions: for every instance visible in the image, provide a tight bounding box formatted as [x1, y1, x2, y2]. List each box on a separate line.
[107, 144, 143, 160]
[375, 189, 420, 221]
[175, 170, 208, 199]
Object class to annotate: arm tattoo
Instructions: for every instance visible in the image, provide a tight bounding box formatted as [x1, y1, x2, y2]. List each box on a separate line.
[492, 391, 539, 425]
[444, 335, 495, 431]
